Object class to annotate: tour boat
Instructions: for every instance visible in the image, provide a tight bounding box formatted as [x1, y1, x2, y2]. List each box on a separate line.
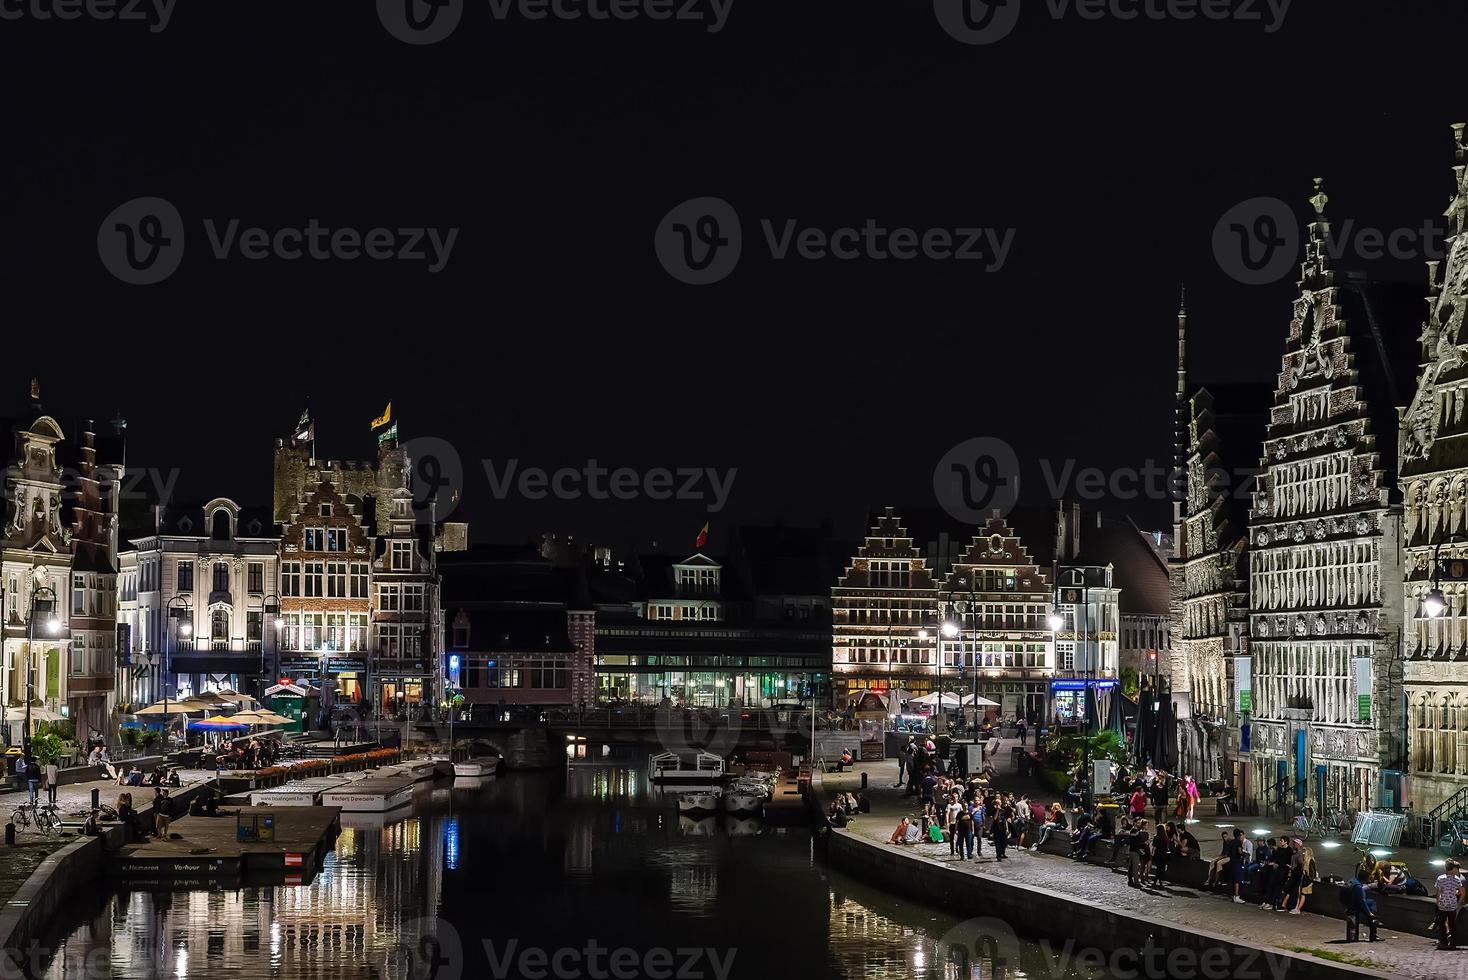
[453, 755, 500, 778]
[677, 788, 721, 815]
[249, 774, 369, 807]
[320, 776, 417, 813]
[648, 750, 725, 784]
[720, 780, 769, 815]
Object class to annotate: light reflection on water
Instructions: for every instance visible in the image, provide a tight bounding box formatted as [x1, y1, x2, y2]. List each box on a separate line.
[38, 764, 1067, 980]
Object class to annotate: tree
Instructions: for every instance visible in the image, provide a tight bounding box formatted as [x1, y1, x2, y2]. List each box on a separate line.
[30, 732, 66, 767]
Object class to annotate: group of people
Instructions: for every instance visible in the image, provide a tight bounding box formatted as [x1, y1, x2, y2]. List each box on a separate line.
[826, 791, 869, 827]
[888, 770, 1032, 863]
[210, 737, 279, 771]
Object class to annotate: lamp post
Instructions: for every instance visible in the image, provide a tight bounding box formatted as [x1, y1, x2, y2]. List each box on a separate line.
[165, 595, 191, 736]
[23, 585, 60, 756]
[1422, 534, 1468, 620]
[918, 621, 959, 735]
[948, 577, 983, 744]
[254, 593, 281, 699]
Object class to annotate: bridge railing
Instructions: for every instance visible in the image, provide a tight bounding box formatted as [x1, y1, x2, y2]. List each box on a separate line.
[543, 706, 828, 733]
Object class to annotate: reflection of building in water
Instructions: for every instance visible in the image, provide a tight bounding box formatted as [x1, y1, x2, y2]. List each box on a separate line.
[827, 891, 977, 980]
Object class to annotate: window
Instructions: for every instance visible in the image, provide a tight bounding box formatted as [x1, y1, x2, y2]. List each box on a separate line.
[350, 563, 369, 598]
[327, 528, 347, 552]
[402, 623, 424, 656]
[212, 562, 229, 594]
[72, 574, 86, 614]
[177, 560, 194, 592]
[211, 607, 229, 640]
[282, 562, 301, 597]
[327, 562, 347, 598]
[326, 613, 347, 650]
[246, 611, 263, 643]
[71, 633, 85, 674]
[304, 562, 324, 598]
[403, 584, 424, 612]
[304, 528, 325, 551]
[348, 614, 368, 652]
[319, 504, 332, 517]
[378, 624, 400, 656]
[379, 585, 400, 612]
[453, 623, 469, 648]
[391, 541, 413, 570]
[247, 562, 264, 594]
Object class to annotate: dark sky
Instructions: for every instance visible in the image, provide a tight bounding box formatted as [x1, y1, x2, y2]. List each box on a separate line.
[3, 0, 1464, 550]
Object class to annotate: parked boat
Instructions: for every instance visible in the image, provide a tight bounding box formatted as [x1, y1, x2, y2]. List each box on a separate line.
[320, 776, 417, 813]
[721, 780, 769, 814]
[677, 788, 721, 815]
[649, 750, 724, 784]
[376, 759, 438, 783]
[453, 755, 500, 778]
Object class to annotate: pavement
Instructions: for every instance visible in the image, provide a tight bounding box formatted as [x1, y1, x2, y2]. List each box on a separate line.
[823, 736, 1466, 980]
[0, 771, 214, 835]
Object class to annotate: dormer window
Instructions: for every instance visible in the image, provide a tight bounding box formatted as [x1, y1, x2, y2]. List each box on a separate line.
[319, 504, 332, 517]
[211, 510, 231, 541]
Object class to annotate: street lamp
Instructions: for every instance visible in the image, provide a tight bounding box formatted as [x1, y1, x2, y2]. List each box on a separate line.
[949, 577, 984, 744]
[1422, 535, 1468, 620]
[23, 585, 60, 756]
[919, 621, 959, 734]
[165, 595, 191, 732]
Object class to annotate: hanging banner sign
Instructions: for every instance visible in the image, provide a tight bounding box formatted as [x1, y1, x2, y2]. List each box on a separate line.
[1234, 656, 1252, 715]
[1352, 657, 1372, 722]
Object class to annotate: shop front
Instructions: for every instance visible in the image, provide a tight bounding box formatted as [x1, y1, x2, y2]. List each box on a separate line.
[374, 656, 431, 719]
[595, 665, 826, 708]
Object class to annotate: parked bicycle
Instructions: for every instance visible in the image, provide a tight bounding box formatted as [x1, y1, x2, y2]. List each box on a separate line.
[10, 799, 62, 835]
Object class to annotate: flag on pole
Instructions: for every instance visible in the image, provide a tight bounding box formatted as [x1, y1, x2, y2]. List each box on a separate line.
[292, 408, 314, 445]
[695, 521, 709, 549]
[370, 402, 392, 431]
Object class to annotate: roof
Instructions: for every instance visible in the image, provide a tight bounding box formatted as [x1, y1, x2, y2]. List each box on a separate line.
[1070, 514, 1171, 617]
[446, 606, 575, 653]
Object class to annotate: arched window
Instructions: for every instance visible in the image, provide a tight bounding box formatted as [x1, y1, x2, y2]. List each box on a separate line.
[211, 510, 231, 541]
[211, 607, 229, 641]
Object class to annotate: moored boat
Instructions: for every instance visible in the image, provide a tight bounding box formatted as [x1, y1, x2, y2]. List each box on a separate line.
[320, 776, 416, 813]
[453, 755, 500, 778]
[649, 750, 724, 784]
[677, 789, 721, 815]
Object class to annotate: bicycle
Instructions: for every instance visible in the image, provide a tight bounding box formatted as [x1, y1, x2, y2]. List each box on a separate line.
[10, 799, 61, 835]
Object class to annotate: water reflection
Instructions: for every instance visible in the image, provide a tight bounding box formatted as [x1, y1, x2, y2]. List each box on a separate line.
[39, 764, 1072, 980]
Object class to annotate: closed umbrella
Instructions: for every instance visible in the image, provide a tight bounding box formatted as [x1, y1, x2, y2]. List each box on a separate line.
[1106, 684, 1126, 735]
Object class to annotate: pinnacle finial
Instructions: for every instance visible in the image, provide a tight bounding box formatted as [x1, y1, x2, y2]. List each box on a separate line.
[1309, 177, 1329, 218]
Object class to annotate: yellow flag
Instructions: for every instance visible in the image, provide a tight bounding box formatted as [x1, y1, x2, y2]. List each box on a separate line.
[370, 402, 392, 430]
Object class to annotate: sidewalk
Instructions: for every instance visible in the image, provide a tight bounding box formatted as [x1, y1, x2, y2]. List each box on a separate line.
[1, 771, 214, 835]
[822, 738, 1463, 980]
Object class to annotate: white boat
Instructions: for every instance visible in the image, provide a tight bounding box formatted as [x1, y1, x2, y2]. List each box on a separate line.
[320, 776, 416, 813]
[453, 755, 500, 778]
[376, 759, 438, 783]
[677, 789, 721, 815]
[649, 750, 724, 784]
[721, 786, 767, 814]
[249, 774, 369, 807]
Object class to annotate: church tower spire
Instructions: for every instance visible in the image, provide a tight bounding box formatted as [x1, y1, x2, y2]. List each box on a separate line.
[1172, 285, 1189, 510]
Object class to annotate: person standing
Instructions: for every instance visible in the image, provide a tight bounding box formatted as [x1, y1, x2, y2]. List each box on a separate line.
[1016, 720, 1027, 748]
[1436, 859, 1465, 950]
[957, 803, 976, 860]
[23, 754, 40, 804]
[992, 806, 1011, 862]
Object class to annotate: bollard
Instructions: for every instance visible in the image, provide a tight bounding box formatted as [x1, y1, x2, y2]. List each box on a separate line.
[861, 771, 868, 789]
[4, 823, 13, 846]
[91, 788, 100, 811]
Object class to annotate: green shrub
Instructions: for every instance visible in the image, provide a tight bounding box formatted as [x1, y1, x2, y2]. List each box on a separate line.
[31, 733, 65, 767]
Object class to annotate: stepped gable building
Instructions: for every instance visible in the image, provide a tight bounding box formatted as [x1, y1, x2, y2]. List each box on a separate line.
[938, 511, 1054, 723]
[1, 386, 126, 740]
[1246, 180, 1420, 815]
[1168, 292, 1272, 785]
[272, 420, 443, 717]
[1399, 124, 1468, 816]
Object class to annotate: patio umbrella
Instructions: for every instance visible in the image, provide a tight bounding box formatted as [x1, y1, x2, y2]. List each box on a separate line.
[960, 694, 1000, 707]
[1083, 686, 1101, 735]
[134, 698, 211, 715]
[1106, 685, 1126, 734]
[208, 689, 259, 707]
[188, 718, 250, 732]
[20, 705, 64, 723]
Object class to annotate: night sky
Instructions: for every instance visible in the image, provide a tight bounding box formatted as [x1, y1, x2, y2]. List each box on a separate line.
[4, 0, 1465, 549]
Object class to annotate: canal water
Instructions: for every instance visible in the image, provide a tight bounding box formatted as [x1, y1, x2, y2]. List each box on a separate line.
[37, 765, 1078, 980]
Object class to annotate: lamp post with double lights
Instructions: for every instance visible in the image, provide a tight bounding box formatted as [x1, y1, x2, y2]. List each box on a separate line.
[251, 593, 282, 699]
[947, 577, 984, 744]
[918, 620, 960, 735]
[22, 586, 60, 756]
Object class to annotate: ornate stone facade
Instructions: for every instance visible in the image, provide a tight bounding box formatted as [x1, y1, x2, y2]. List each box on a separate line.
[1246, 182, 1408, 816]
[1170, 290, 1263, 784]
[1400, 124, 1468, 816]
[831, 507, 940, 705]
